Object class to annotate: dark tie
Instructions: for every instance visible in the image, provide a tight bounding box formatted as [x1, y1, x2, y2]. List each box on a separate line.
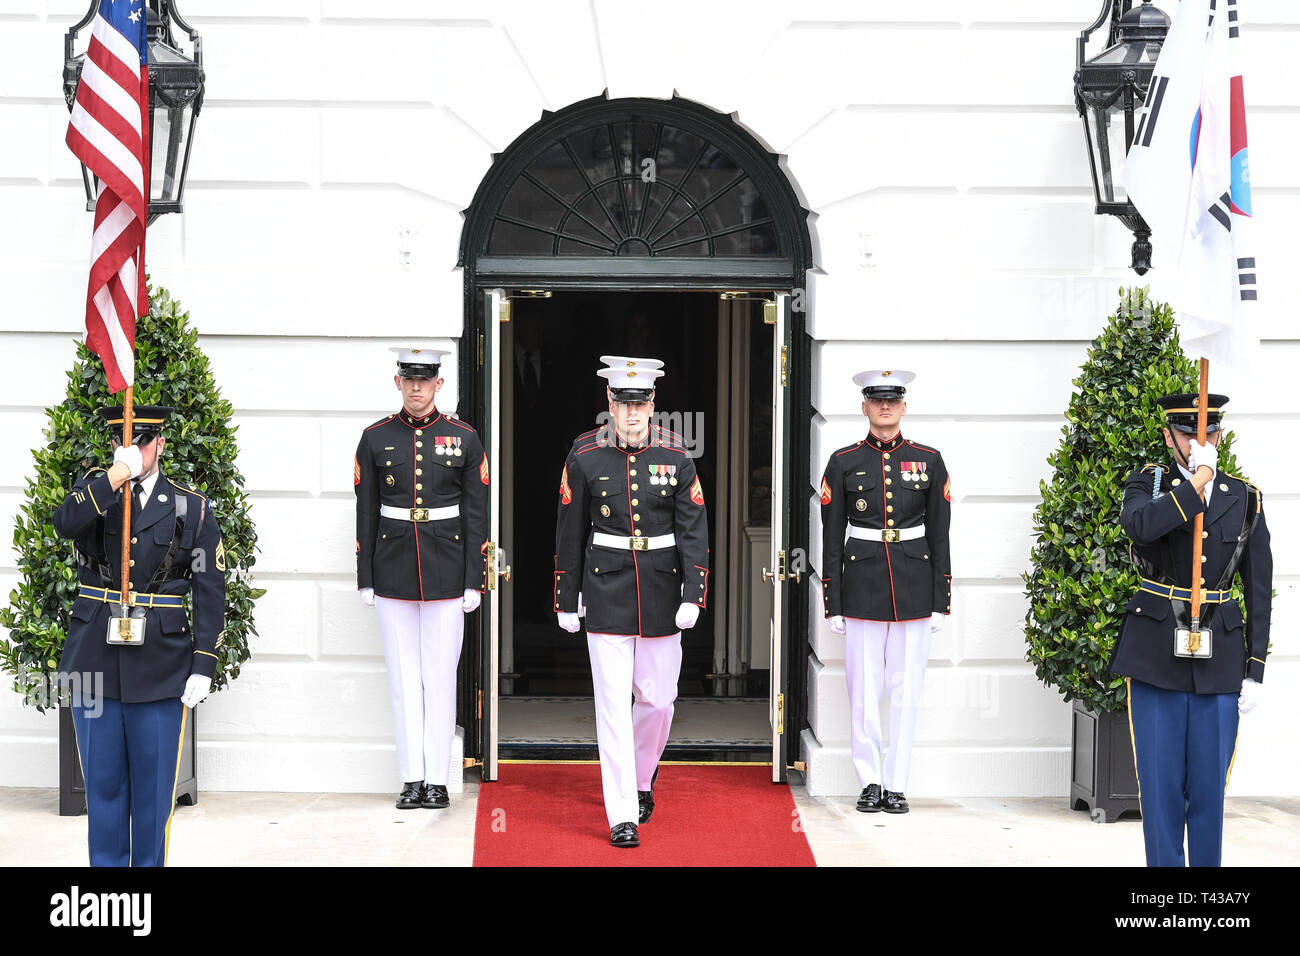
[132, 479, 145, 523]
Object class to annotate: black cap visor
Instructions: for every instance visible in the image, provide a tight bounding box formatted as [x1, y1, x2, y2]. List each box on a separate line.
[610, 388, 654, 403]
[1166, 415, 1223, 435]
[862, 387, 907, 400]
[397, 362, 440, 379]
[110, 427, 162, 445]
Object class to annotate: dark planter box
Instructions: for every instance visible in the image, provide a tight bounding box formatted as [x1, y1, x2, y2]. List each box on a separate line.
[1070, 698, 1140, 823]
[59, 703, 199, 816]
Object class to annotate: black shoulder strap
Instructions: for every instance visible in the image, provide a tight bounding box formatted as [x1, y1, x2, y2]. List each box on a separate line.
[148, 492, 190, 589]
[75, 514, 114, 586]
[1214, 483, 1261, 590]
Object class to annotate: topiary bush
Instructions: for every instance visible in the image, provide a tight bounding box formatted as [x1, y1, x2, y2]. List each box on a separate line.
[1023, 287, 1245, 713]
[0, 283, 262, 709]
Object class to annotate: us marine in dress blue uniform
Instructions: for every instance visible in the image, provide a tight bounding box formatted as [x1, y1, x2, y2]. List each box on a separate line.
[355, 347, 489, 810]
[554, 356, 709, 848]
[820, 370, 951, 815]
[54, 405, 227, 867]
[1109, 393, 1272, 867]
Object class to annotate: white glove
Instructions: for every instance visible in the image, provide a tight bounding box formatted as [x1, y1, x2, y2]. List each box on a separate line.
[577, 591, 586, 618]
[1188, 439, 1216, 474]
[360, 587, 375, 607]
[931, 612, 946, 634]
[180, 674, 211, 709]
[557, 611, 581, 633]
[113, 444, 143, 479]
[675, 602, 700, 630]
[828, 615, 846, 634]
[462, 588, 481, 613]
[1238, 677, 1262, 715]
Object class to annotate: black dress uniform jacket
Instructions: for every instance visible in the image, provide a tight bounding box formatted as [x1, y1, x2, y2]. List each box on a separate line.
[53, 469, 227, 703]
[1109, 465, 1271, 695]
[554, 424, 709, 637]
[355, 407, 489, 601]
[820, 432, 952, 622]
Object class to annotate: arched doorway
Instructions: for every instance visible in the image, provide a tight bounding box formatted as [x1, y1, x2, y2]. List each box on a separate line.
[456, 94, 814, 783]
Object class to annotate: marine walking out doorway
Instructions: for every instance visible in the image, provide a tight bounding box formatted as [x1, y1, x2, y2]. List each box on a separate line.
[455, 95, 814, 783]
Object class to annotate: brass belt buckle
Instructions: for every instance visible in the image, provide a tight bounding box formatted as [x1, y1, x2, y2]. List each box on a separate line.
[630, 536, 649, 551]
[881, 529, 900, 543]
[411, 508, 429, 522]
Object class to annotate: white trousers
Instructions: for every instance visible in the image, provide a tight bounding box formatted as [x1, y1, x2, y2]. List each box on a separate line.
[586, 632, 682, 829]
[844, 618, 931, 793]
[375, 596, 464, 785]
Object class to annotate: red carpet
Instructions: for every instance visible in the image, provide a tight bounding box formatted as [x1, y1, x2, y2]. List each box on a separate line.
[472, 763, 816, 867]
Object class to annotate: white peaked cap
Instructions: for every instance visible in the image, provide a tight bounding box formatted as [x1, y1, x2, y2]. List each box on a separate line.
[597, 355, 665, 391]
[390, 346, 450, 366]
[852, 369, 916, 392]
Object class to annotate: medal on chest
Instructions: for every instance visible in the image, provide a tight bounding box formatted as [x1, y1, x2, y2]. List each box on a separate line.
[650, 463, 678, 486]
[435, 436, 463, 457]
[900, 461, 928, 483]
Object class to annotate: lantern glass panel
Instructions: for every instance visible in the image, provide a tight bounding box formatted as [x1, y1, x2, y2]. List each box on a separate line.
[1087, 99, 1132, 206]
[149, 102, 193, 205]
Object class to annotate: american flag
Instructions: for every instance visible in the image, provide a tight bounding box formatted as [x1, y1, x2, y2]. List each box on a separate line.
[65, 0, 150, 394]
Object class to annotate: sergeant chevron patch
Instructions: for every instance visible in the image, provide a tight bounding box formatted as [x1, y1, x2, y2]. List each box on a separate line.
[560, 464, 572, 505]
[944, 475, 951, 502]
[820, 477, 832, 505]
[480, 454, 490, 485]
[690, 476, 705, 506]
[354, 457, 361, 486]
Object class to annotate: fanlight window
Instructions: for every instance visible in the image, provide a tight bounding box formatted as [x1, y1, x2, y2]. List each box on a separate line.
[488, 122, 780, 257]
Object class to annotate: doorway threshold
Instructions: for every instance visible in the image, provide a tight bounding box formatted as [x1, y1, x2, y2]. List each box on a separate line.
[500, 696, 770, 762]
[500, 746, 770, 764]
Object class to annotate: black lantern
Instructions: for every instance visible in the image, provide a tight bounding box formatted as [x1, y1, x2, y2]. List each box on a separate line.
[63, 1, 204, 223]
[1074, 0, 1170, 275]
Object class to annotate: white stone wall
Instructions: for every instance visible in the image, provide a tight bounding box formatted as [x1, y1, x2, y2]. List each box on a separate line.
[1, 1, 1296, 796]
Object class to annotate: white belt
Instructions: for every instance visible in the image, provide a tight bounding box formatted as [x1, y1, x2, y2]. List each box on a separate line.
[848, 524, 925, 543]
[591, 532, 676, 552]
[380, 504, 459, 522]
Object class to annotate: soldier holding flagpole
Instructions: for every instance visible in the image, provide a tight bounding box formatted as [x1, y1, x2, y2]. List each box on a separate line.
[1117, 0, 1270, 866]
[55, 0, 225, 866]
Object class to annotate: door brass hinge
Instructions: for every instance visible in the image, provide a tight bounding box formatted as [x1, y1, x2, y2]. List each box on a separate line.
[485, 541, 497, 591]
[763, 300, 777, 325]
[780, 344, 788, 387]
[477, 331, 484, 369]
[777, 692, 785, 735]
[477, 689, 482, 720]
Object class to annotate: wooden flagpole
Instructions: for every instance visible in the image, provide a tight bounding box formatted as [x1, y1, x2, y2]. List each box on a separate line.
[1189, 357, 1209, 630]
[120, 385, 133, 604]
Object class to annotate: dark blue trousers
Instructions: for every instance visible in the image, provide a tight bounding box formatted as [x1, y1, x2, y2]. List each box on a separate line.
[1127, 679, 1238, 867]
[70, 696, 186, 867]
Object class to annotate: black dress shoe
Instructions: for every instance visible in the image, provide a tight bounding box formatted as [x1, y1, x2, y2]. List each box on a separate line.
[638, 790, 655, 824]
[395, 780, 424, 810]
[881, 789, 910, 814]
[422, 783, 450, 809]
[856, 783, 883, 813]
[609, 822, 640, 848]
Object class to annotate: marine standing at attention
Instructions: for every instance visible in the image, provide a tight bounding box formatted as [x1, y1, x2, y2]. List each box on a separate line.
[819, 370, 952, 815]
[355, 347, 489, 810]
